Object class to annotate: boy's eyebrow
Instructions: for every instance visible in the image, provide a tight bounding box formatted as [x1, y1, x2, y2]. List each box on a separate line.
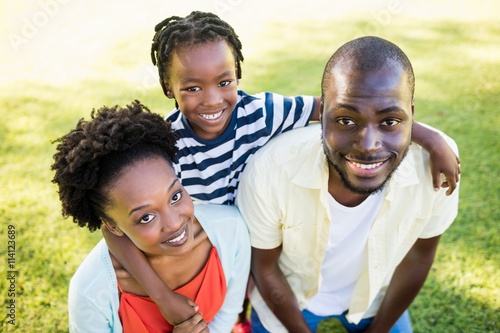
[128, 179, 180, 216]
[180, 70, 234, 85]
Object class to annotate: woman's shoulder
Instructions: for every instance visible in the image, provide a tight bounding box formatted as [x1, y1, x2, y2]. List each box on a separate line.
[70, 239, 117, 295]
[194, 203, 248, 240]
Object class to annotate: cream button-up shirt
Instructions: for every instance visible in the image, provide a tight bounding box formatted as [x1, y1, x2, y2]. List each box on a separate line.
[236, 123, 459, 332]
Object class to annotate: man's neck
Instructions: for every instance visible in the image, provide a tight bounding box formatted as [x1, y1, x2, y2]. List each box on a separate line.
[328, 170, 370, 207]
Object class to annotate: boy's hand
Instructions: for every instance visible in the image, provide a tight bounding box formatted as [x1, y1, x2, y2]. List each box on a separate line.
[158, 292, 201, 326]
[173, 312, 209, 333]
[429, 148, 461, 196]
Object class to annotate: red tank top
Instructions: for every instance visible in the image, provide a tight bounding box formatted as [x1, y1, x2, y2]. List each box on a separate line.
[118, 247, 226, 333]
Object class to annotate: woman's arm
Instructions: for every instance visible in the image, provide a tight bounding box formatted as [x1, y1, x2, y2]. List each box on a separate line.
[412, 122, 460, 195]
[102, 227, 199, 325]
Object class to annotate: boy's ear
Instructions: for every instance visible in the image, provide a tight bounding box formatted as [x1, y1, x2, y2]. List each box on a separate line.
[101, 219, 124, 237]
[162, 80, 175, 99]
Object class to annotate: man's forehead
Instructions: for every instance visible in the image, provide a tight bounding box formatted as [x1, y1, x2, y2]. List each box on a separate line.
[326, 62, 410, 96]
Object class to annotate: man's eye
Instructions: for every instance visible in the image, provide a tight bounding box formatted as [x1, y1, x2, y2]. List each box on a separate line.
[382, 119, 400, 126]
[139, 214, 156, 224]
[337, 118, 355, 126]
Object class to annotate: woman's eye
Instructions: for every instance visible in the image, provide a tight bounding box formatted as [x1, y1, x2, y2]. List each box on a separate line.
[139, 214, 156, 224]
[337, 118, 355, 126]
[171, 190, 183, 204]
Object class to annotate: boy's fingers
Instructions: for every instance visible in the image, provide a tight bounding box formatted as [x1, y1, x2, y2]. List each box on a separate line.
[432, 170, 442, 192]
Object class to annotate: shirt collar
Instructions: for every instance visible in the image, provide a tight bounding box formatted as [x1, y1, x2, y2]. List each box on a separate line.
[291, 135, 329, 189]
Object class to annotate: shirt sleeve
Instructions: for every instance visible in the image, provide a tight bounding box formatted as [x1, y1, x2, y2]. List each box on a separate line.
[68, 240, 121, 333]
[68, 284, 116, 333]
[208, 215, 251, 333]
[235, 150, 284, 249]
[260, 92, 316, 134]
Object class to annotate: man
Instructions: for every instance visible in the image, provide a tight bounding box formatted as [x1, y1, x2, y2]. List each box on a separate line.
[236, 36, 459, 333]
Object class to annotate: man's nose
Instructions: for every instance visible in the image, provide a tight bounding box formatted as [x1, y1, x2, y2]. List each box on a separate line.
[356, 125, 382, 153]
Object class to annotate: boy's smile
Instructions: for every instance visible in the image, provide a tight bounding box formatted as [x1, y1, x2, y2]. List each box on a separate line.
[165, 40, 239, 141]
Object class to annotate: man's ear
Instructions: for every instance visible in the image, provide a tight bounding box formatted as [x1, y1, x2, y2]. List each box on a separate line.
[101, 219, 124, 237]
[319, 101, 324, 122]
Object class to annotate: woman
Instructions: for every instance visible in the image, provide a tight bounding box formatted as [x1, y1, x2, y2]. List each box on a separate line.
[51, 100, 250, 332]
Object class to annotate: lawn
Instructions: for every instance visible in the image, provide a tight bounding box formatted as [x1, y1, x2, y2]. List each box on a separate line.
[0, 1, 498, 332]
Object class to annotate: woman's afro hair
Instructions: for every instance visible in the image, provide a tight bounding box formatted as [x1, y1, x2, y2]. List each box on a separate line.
[51, 100, 178, 232]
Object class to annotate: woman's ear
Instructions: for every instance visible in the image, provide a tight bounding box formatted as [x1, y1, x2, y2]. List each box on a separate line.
[101, 219, 124, 237]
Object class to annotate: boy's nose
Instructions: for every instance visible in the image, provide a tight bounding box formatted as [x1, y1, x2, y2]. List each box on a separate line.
[203, 87, 223, 106]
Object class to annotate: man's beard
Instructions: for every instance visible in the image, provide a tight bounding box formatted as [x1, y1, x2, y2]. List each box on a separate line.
[323, 144, 409, 196]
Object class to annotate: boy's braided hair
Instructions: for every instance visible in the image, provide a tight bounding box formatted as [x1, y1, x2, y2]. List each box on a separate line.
[151, 11, 244, 97]
[51, 100, 178, 232]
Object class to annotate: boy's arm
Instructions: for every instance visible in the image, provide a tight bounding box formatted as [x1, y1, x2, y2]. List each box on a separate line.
[310, 96, 322, 121]
[101, 226, 199, 325]
[412, 122, 460, 195]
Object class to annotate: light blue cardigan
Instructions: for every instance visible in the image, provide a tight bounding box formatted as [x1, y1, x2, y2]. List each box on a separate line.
[68, 203, 251, 333]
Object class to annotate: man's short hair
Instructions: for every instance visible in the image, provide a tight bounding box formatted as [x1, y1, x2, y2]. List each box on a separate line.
[322, 36, 415, 100]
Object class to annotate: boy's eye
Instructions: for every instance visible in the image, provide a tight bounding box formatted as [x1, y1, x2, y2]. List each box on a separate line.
[381, 118, 400, 127]
[186, 86, 201, 92]
[171, 190, 183, 204]
[139, 213, 156, 224]
[337, 118, 356, 126]
[219, 80, 231, 87]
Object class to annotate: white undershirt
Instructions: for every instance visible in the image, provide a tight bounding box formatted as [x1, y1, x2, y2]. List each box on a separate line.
[305, 191, 384, 316]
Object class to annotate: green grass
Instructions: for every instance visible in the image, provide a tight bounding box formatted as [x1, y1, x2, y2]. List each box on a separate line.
[1, 4, 499, 332]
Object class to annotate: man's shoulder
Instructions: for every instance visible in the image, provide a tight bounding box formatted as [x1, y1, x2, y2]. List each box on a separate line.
[259, 123, 320, 152]
[240, 124, 323, 185]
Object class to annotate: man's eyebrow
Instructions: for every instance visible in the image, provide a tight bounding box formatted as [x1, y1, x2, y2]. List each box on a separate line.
[335, 103, 406, 114]
[335, 103, 359, 113]
[128, 179, 180, 216]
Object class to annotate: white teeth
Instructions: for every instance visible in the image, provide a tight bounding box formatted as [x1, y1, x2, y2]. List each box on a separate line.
[200, 110, 223, 120]
[166, 230, 186, 243]
[352, 161, 384, 170]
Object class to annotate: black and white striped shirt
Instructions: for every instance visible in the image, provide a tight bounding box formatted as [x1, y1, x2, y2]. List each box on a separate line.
[167, 90, 315, 205]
